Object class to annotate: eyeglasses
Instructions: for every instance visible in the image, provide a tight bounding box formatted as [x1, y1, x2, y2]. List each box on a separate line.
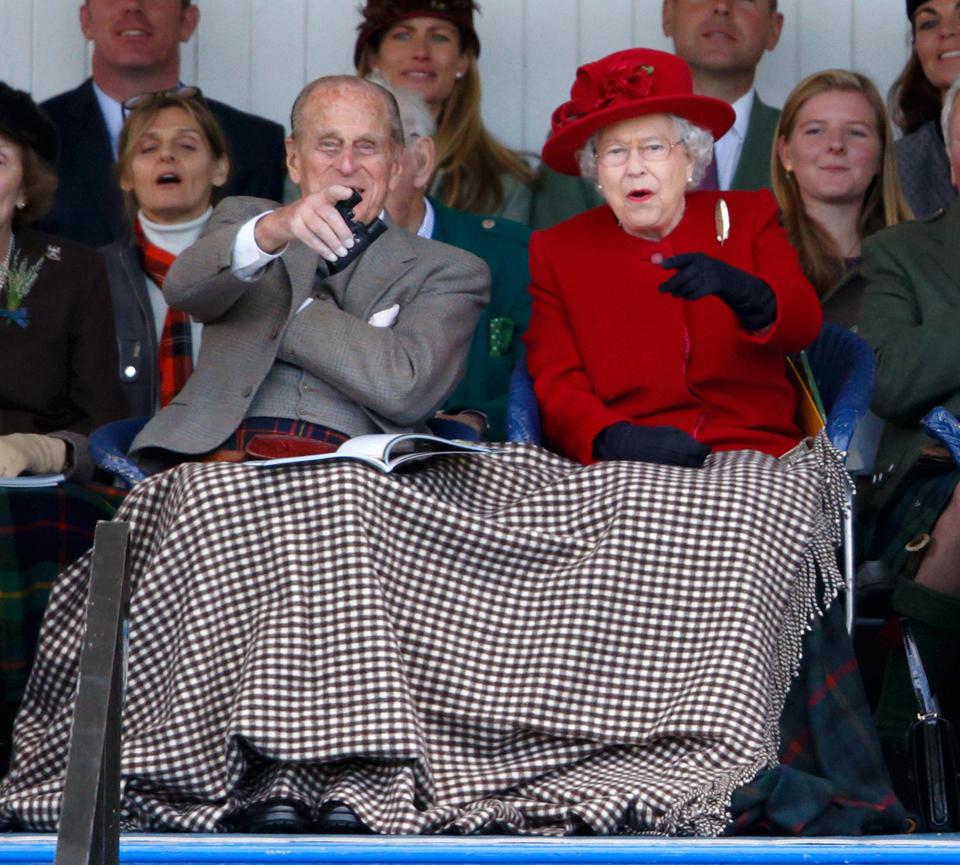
[121, 86, 205, 117]
[595, 138, 683, 168]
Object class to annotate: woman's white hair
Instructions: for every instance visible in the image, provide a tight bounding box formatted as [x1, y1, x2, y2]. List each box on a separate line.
[575, 114, 714, 188]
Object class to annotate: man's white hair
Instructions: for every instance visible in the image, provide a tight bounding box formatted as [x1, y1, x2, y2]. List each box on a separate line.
[366, 71, 436, 143]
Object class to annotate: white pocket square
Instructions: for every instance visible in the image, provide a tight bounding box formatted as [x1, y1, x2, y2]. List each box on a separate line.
[367, 304, 400, 328]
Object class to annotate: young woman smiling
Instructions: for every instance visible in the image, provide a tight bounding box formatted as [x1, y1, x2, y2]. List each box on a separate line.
[773, 70, 911, 327]
[354, 0, 534, 222]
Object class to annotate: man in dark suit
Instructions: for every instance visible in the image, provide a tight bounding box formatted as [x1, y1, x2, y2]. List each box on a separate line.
[38, 0, 286, 248]
[662, 0, 783, 192]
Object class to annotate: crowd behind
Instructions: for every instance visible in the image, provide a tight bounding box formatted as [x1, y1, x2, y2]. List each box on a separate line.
[1, 0, 960, 837]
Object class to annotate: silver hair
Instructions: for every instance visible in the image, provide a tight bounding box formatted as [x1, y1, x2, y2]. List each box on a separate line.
[575, 114, 714, 188]
[289, 75, 405, 154]
[365, 71, 437, 142]
[942, 76, 960, 151]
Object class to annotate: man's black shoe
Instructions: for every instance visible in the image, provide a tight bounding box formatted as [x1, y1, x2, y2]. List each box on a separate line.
[231, 799, 313, 833]
[313, 801, 373, 833]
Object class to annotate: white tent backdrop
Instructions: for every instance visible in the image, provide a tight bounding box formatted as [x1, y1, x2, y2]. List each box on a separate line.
[0, 0, 913, 154]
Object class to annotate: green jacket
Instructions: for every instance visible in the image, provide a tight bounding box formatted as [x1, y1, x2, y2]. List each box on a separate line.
[857, 199, 960, 511]
[529, 92, 780, 229]
[430, 197, 532, 440]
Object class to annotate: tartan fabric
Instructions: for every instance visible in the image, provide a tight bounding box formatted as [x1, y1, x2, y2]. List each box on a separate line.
[135, 217, 192, 408]
[864, 464, 960, 579]
[216, 416, 349, 453]
[730, 597, 907, 835]
[0, 436, 848, 835]
[0, 484, 123, 774]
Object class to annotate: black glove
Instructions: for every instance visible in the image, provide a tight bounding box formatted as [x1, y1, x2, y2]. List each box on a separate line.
[593, 422, 711, 468]
[658, 252, 777, 332]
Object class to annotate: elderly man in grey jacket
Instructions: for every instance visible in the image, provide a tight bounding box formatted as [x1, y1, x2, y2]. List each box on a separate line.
[130, 75, 490, 463]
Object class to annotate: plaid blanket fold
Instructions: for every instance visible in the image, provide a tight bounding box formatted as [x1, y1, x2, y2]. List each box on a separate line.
[1, 437, 850, 835]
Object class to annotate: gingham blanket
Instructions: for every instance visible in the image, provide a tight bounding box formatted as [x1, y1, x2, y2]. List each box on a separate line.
[0, 436, 847, 835]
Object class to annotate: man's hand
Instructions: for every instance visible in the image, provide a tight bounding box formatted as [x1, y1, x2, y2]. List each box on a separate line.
[0, 434, 67, 477]
[254, 184, 357, 263]
[593, 422, 710, 467]
[656, 252, 777, 332]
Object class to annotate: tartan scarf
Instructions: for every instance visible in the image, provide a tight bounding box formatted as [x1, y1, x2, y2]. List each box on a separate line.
[134, 217, 193, 408]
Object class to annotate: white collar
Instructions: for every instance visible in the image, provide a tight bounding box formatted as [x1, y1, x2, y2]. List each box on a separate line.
[417, 197, 435, 239]
[727, 89, 756, 143]
[92, 81, 125, 158]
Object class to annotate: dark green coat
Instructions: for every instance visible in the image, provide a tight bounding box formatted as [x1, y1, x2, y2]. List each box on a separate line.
[529, 93, 780, 230]
[857, 199, 960, 510]
[430, 197, 532, 440]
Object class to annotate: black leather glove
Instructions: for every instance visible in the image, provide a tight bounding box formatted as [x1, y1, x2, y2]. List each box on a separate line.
[593, 422, 711, 468]
[658, 252, 777, 332]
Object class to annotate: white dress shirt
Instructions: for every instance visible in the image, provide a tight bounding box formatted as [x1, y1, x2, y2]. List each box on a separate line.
[92, 82, 124, 158]
[714, 89, 755, 191]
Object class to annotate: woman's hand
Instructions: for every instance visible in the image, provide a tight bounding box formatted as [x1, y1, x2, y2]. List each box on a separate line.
[593, 422, 711, 467]
[0, 434, 67, 477]
[656, 252, 777, 332]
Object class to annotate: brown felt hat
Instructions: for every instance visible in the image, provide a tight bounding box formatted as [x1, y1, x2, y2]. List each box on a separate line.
[354, 0, 480, 68]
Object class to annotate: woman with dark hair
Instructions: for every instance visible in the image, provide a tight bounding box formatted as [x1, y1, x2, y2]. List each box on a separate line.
[0, 82, 124, 476]
[354, 0, 534, 222]
[101, 88, 229, 417]
[891, 0, 960, 217]
[0, 82, 125, 775]
[773, 69, 911, 327]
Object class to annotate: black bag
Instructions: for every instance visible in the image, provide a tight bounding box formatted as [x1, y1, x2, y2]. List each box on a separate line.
[902, 619, 960, 831]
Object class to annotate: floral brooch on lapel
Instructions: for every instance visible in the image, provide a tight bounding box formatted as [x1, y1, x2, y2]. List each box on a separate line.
[0, 243, 53, 329]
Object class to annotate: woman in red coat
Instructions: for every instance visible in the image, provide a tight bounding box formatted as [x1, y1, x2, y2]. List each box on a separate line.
[525, 48, 822, 467]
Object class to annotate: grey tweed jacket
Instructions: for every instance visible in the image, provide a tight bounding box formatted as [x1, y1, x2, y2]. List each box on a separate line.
[130, 196, 490, 457]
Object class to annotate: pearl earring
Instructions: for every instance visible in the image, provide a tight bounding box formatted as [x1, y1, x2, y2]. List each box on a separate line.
[455, 72, 464, 80]
[15, 201, 25, 210]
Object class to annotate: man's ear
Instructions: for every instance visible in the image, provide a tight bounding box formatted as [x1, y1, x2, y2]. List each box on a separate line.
[79, 2, 94, 40]
[661, 0, 674, 39]
[412, 136, 435, 190]
[766, 11, 785, 52]
[386, 150, 403, 192]
[179, 3, 200, 44]
[285, 136, 301, 186]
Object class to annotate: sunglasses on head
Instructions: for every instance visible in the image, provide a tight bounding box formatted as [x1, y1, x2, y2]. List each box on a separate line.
[121, 86, 205, 117]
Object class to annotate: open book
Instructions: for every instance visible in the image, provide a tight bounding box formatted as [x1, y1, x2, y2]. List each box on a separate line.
[249, 433, 493, 472]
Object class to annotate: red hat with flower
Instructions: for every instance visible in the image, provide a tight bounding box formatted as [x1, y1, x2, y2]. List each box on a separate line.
[542, 48, 735, 176]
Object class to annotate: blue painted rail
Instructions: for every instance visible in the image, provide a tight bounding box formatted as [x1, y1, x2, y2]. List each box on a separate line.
[3, 835, 960, 865]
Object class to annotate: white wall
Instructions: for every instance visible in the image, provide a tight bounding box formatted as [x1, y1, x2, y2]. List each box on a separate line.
[0, 0, 913, 153]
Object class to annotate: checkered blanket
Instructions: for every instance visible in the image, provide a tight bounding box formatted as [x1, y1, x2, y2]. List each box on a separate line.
[0, 436, 847, 835]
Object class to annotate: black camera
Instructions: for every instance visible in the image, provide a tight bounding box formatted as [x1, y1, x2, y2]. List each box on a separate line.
[327, 189, 388, 274]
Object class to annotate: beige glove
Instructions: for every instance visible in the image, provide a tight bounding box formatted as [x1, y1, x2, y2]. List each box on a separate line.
[0, 434, 68, 477]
